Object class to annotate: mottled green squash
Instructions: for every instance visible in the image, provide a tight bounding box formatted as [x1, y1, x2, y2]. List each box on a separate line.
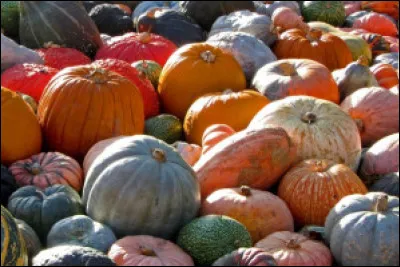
[15, 219, 41, 259]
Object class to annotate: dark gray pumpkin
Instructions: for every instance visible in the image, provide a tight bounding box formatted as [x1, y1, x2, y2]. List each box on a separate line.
[89, 4, 134, 36]
[373, 52, 399, 70]
[369, 172, 399, 197]
[1, 165, 18, 206]
[132, 1, 179, 26]
[47, 215, 117, 253]
[15, 219, 42, 259]
[253, 1, 268, 15]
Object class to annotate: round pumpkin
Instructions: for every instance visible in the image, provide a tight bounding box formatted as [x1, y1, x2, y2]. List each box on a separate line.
[252, 59, 340, 103]
[82, 135, 201, 239]
[201, 124, 236, 155]
[131, 60, 162, 90]
[373, 52, 399, 70]
[1, 165, 18, 206]
[301, 1, 346, 26]
[271, 7, 306, 31]
[370, 63, 399, 89]
[172, 141, 202, 166]
[353, 12, 398, 37]
[37, 65, 144, 161]
[18, 93, 38, 114]
[158, 43, 246, 120]
[212, 248, 277, 266]
[184, 90, 269, 145]
[248, 96, 362, 171]
[265, 1, 301, 16]
[89, 4, 134, 36]
[202, 186, 294, 243]
[36, 47, 91, 70]
[255, 231, 332, 266]
[132, 1, 179, 27]
[325, 192, 399, 266]
[108, 235, 195, 266]
[1, 87, 42, 166]
[15, 219, 41, 259]
[368, 172, 399, 197]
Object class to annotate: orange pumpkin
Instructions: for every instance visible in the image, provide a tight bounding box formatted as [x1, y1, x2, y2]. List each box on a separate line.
[201, 124, 236, 155]
[201, 186, 294, 243]
[1, 87, 42, 166]
[158, 43, 246, 119]
[278, 159, 368, 226]
[361, 1, 399, 20]
[273, 28, 353, 71]
[38, 66, 144, 161]
[370, 63, 399, 89]
[184, 90, 269, 145]
[271, 7, 306, 31]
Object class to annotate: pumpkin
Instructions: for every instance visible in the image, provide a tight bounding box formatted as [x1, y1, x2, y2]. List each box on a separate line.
[131, 60, 162, 90]
[108, 235, 195, 266]
[89, 4, 134, 36]
[18, 93, 38, 114]
[248, 96, 362, 171]
[37, 66, 144, 161]
[184, 90, 270, 145]
[384, 35, 399, 53]
[1, 206, 28, 266]
[340, 87, 399, 147]
[361, 1, 399, 20]
[390, 84, 399, 94]
[353, 12, 399, 37]
[373, 52, 399, 69]
[368, 172, 399, 197]
[114, 3, 132, 15]
[132, 1, 179, 27]
[301, 1, 346, 26]
[344, 10, 370, 27]
[91, 59, 160, 119]
[355, 33, 391, 57]
[265, 1, 301, 16]
[1, 63, 58, 102]
[206, 32, 277, 85]
[202, 186, 294, 243]
[1, 166, 18, 208]
[194, 127, 296, 199]
[273, 28, 353, 71]
[252, 59, 340, 103]
[95, 32, 177, 66]
[345, 1, 361, 16]
[370, 63, 399, 89]
[271, 7, 306, 31]
[255, 231, 332, 266]
[158, 43, 246, 120]
[172, 141, 202, 166]
[15, 219, 41, 259]
[9, 152, 83, 192]
[82, 135, 201, 239]
[201, 124, 236, 155]
[7, 185, 83, 241]
[1, 87, 42, 166]
[83, 1, 107, 13]
[36, 47, 92, 70]
[278, 159, 368, 226]
[213, 248, 277, 266]
[325, 192, 399, 266]
[19, 2, 103, 58]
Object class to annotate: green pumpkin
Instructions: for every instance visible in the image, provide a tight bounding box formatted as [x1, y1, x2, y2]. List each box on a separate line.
[1, 1, 20, 41]
[302, 1, 346, 27]
[131, 60, 162, 89]
[339, 35, 372, 64]
[15, 219, 41, 260]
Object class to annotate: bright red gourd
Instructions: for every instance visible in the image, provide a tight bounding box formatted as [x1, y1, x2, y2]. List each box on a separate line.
[36, 47, 92, 70]
[353, 12, 399, 37]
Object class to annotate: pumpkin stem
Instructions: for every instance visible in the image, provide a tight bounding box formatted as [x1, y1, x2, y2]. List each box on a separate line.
[152, 148, 166, 163]
[85, 68, 108, 84]
[240, 186, 252, 197]
[280, 62, 297, 76]
[200, 50, 216, 63]
[286, 239, 301, 249]
[43, 41, 62, 49]
[27, 162, 42, 175]
[354, 118, 365, 133]
[373, 194, 389, 213]
[139, 246, 157, 257]
[357, 55, 369, 67]
[301, 112, 317, 124]
[139, 32, 152, 43]
[306, 29, 322, 42]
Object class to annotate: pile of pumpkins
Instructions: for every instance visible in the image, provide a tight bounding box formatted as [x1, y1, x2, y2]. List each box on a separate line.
[1, 1, 399, 266]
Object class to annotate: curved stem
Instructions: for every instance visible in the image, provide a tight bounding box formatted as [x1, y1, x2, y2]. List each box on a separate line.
[152, 148, 166, 163]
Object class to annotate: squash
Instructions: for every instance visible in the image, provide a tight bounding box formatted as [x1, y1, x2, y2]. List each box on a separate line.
[172, 141, 202, 166]
[265, 1, 301, 16]
[194, 127, 296, 199]
[36, 47, 91, 70]
[271, 7, 306, 31]
[15, 219, 41, 259]
[7, 185, 83, 241]
[1, 165, 18, 206]
[278, 159, 368, 226]
[37, 65, 144, 161]
[132, 1, 179, 27]
[368, 172, 399, 197]
[361, 1, 399, 20]
[213, 248, 277, 266]
[1, 87, 42, 166]
[184, 90, 270, 145]
[158, 43, 246, 120]
[370, 63, 399, 89]
[82, 135, 201, 239]
[373, 52, 399, 69]
[202, 124, 236, 155]
[89, 4, 134, 36]
[255, 231, 332, 266]
[352, 33, 391, 58]
[108, 235, 195, 266]
[202, 186, 294, 243]
[353, 12, 398, 37]
[301, 1, 346, 26]
[252, 59, 340, 103]
[325, 192, 399, 266]
[19, 2, 103, 58]
[131, 60, 162, 90]
[340, 87, 399, 147]
[248, 96, 362, 171]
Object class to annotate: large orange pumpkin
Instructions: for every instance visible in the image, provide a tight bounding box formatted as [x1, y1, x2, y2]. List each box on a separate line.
[158, 43, 246, 119]
[184, 90, 269, 145]
[278, 159, 368, 226]
[1, 87, 42, 166]
[273, 28, 353, 71]
[370, 63, 399, 89]
[38, 66, 145, 161]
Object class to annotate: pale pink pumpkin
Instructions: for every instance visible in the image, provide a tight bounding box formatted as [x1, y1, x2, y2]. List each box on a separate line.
[271, 7, 306, 31]
[201, 124, 236, 155]
[172, 141, 202, 166]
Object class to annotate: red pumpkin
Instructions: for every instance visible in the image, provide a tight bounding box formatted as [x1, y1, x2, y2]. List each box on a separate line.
[353, 12, 398, 37]
[9, 152, 83, 192]
[370, 63, 399, 89]
[37, 47, 92, 70]
[361, 1, 399, 20]
[1, 64, 59, 102]
[91, 59, 160, 118]
[95, 32, 177, 66]
[202, 124, 236, 155]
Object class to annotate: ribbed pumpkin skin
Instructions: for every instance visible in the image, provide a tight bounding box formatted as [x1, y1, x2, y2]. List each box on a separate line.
[1, 87, 42, 166]
[212, 248, 277, 266]
[202, 187, 294, 243]
[158, 43, 246, 120]
[1, 165, 18, 206]
[108, 235, 195, 266]
[1, 206, 28, 266]
[131, 60, 162, 90]
[15, 219, 41, 259]
[278, 159, 368, 226]
[202, 124, 236, 155]
[340, 87, 399, 147]
[9, 152, 83, 192]
[271, 7, 305, 31]
[194, 127, 297, 199]
[37, 66, 144, 161]
[325, 193, 399, 266]
[302, 1, 346, 26]
[36, 47, 91, 70]
[370, 63, 399, 89]
[184, 90, 269, 145]
[369, 172, 399, 197]
[249, 96, 362, 171]
[353, 12, 398, 37]
[82, 135, 201, 239]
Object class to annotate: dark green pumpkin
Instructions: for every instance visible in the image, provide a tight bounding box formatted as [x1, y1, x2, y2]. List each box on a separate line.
[15, 219, 42, 259]
[301, 1, 346, 26]
[1, 165, 18, 206]
[131, 60, 162, 89]
[1, 1, 20, 42]
[82, 1, 107, 13]
[89, 4, 134, 36]
[368, 172, 399, 197]
[7, 185, 83, 242]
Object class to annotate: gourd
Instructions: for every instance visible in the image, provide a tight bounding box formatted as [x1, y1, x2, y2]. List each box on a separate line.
[201, 124, 236, 155]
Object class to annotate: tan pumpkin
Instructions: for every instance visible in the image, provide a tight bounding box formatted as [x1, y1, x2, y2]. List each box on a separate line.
[202, 124, 236, 155]
[370, 63, 399, 89]
[201, 186, 294, 243]
[172, 141, 202, 166]
[184, 90, 270, 145]
[390, 84, 399, 95]
[271, 7, 306, 31]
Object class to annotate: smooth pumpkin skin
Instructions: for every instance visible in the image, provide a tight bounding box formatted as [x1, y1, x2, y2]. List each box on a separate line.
[36, 47, 91, 70]
[278, 159, 368, 226]
[368, 172, 399, 197]
[255, 231, 332, 266]
[212, 248, 277, 266]
[353, 12, 398, 37]
[373, 52, 399, 70]
[252, 59, 340, 103]
[202, 186, 294, 243]
[1, 87, 42, 166]
[37, 65, 144, 161]
[271, 7, 305, 31]
[361, 1, 399, 20]
[201, 124, 236, 155]
[325, 193, 399, 266]
[370, 63, 399, 89]
[194, 127, 297, 199]
[340, 87, 399, 147]
[15, 219, 41, 259]
[172, 141, 202, 166]
[184, 90, 270, 145]
[108, 235, 195, 266]
[158, 42, 246, 120]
